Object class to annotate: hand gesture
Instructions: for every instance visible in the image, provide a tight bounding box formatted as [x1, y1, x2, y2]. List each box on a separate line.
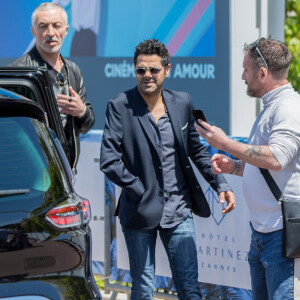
[211, 154, 236, 175]
[194, 120, 229, 151]
[219, 190, 235, 214]
[56, 86, 86, 117]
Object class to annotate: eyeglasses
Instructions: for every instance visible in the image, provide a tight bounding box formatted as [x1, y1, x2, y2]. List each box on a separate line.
[250, 39, 268, 72]
[57, 72, 65, 87]
[135, 67, 162, 76]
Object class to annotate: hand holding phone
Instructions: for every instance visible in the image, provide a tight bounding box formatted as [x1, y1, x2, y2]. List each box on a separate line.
[192, 109, 207, 129]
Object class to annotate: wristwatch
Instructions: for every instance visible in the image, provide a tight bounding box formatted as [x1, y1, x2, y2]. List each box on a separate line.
[231, 160, 242, 175]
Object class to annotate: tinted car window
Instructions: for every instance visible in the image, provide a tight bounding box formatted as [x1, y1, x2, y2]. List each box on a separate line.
[0, 297, 50, 300]
[0, 117, 70, 208]
[5, 86, 36, 102]
[1, 82, 45, 111]
[50, 130, 74, 183]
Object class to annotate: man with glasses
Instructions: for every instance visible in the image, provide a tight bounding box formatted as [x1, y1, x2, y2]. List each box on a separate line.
[100, 39, 235, 299]
[195, 37, 300, 299]
[10, 2, 95, 172]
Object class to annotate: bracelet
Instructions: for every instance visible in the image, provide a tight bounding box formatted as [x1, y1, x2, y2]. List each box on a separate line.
[231, 160, 242, 175]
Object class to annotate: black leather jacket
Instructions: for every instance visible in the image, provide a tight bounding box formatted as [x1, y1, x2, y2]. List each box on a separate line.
[10, 46, 95, 172]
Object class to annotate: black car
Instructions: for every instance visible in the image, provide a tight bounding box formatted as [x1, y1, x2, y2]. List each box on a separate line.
[0, 66, 70, 164]
[0, 88, 101, 299]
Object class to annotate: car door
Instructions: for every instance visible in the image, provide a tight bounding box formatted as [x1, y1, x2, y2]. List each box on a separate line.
[0, 66, 70, 163]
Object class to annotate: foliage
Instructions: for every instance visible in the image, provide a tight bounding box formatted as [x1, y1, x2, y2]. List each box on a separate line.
[285, 0, 300, 92]
[94, 276, 105, 290]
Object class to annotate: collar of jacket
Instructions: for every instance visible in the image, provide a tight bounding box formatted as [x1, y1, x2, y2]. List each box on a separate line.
[130, 87, 185, 154]
[31, 46, 69, 76]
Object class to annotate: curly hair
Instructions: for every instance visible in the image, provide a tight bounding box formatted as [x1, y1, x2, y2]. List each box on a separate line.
[134, 39, 170, 68]
[244, 37, 292, 80]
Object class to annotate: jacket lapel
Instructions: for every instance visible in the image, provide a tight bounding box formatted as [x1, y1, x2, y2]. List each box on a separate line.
[163, 91, 185, 149]
[130, 87, 159, 153]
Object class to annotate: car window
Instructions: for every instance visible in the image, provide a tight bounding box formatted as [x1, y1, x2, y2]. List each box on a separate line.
[0, 297, 50, 300]
[1, 82, 45, 111]
[0, 116, 70, 205]
[5, 86, 36, 102]
[50, 129, 74, 183]
[0, 79, 71, 164]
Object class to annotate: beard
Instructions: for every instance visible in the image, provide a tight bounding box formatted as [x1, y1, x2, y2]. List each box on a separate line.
[245, 82, 263, 98]
[246, 86, 259, 98]
[38, 37, 62, 54]
[139, 79, 160, 94]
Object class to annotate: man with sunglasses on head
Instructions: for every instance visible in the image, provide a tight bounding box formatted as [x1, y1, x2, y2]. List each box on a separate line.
[100, 38, 235, 300]
[195, 37, 300, 299]
[10, 2, 95, 172]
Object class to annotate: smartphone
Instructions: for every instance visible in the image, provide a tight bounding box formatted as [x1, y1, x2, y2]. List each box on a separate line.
[192, 109, 207, 128]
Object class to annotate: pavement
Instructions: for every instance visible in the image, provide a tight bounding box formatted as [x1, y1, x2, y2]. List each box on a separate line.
[100, 289, 165, 299]
[100, 289, 129, 300]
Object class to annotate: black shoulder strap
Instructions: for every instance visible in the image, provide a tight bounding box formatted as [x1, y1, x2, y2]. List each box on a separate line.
[259, 168, 285, 202]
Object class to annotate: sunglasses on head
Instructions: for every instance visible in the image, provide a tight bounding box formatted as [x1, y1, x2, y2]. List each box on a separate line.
[249, 39, 268, 72]
[57, 72, 65, 87]
[135, 67, 162, 76]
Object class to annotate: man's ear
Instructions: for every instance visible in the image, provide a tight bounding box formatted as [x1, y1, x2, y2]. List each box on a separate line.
[64, 25, 69, 37]
[259, 67, 268, 82]
[31, 26, 36, 38]
[165, 64, 171, 78]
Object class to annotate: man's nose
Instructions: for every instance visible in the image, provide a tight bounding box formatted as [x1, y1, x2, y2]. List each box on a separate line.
[46, 25, 54, 35]
[144, 69, 153, 76]
[241, 71, 245, 80]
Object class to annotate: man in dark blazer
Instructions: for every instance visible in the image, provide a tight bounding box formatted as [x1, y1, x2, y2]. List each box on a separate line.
[100, 39, 235, 300]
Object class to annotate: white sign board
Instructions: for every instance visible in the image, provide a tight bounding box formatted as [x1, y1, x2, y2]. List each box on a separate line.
[75, 131, 105, 262]
[116, 172, 251, 290]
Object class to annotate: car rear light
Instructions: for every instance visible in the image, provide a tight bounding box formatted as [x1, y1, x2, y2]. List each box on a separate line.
[46, 199, 91, 228]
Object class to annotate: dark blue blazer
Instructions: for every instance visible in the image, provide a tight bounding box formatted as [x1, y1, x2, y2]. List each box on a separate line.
[100, 87, 231, 229]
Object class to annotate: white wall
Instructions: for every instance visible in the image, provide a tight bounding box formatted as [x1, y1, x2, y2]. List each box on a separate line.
[229, 0, 285, 136]
[229, 0, 259, 136]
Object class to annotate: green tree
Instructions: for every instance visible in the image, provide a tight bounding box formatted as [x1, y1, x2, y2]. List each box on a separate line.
[285, 0, 300, 92]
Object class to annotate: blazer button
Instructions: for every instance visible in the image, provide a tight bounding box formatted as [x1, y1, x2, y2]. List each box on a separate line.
[158, 191, 163, 196]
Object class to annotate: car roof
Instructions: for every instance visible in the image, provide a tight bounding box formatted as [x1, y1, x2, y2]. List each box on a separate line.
[0, 87, 47, 123]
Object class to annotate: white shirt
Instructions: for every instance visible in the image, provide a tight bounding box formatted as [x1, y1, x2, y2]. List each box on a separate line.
[243, 83, 300, 233]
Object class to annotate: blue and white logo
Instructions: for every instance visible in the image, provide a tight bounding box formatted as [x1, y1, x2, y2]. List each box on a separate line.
[205, 187, 226, 225]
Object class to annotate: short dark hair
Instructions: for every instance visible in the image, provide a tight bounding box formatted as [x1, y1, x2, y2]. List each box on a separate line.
[244, 37, 292, 80]
[134, 39, 170, 68]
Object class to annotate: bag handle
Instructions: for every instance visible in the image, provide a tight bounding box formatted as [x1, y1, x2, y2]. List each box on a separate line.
[259, 168, 285, 202]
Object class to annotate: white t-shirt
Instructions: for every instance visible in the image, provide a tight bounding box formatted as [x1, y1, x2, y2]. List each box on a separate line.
[243, 83, 300, 233]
